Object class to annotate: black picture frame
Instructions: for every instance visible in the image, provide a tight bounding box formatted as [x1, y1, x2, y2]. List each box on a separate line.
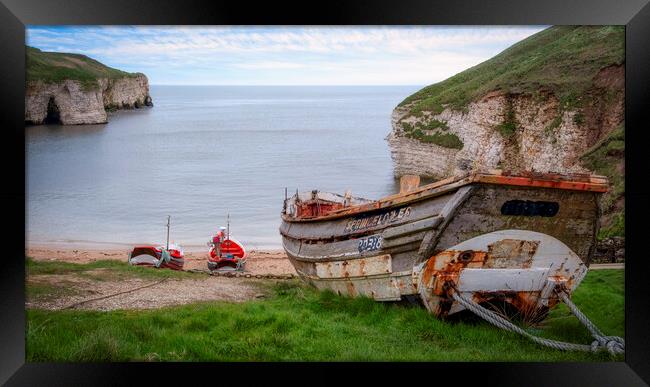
[2, 0, 649, 385]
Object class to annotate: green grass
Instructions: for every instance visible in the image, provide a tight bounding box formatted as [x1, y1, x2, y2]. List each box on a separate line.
[496, 98, 518, 138]
[26, 269, 623, 362]
[401, 119, 463, 149]
[27, 281, 81, 302]
[599, 212, 625, 240]
[398, 26, 624, 116]
[26, 46, 140, 90]
[26, 257, 195, 281]
[420, 119, 449, 131]
[543, 270, 624, 341]
[406, 130, 464, 149]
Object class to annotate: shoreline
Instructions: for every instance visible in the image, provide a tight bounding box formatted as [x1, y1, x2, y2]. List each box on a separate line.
[26, 241, 284, 253]
[26, 245, 294, 275]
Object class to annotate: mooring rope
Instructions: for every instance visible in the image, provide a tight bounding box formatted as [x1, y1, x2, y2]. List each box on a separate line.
[450, 287, 624, 355]
[62, 278, 169, 310]
[557, 290, 625, 355]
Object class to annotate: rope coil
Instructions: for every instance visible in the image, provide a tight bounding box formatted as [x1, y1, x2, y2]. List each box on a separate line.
[557, 290, 625, 355]
[450, 286, 624, 355]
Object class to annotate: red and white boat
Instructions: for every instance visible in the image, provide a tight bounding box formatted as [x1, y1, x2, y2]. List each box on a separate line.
[128, 243, 185, 270]
[128, 216, 185, 271]
[207, 222, 247, 271]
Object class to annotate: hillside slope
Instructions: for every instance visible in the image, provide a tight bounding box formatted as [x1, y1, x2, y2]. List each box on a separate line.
[386, 26, 624, 238]
[25, 46, 153, 125]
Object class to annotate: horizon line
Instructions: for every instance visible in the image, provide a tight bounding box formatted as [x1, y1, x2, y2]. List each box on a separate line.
[149, 84, 426, 87]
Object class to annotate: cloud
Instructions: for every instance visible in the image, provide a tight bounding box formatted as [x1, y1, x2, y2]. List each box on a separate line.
[26, 26, 548, 85]
[233, 61, 306, 70]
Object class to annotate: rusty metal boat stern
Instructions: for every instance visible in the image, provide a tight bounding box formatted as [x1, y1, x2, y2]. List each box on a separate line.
[415, 229, 586, 322]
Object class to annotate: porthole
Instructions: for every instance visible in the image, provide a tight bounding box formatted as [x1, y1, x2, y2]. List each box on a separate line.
[500, 200, 559, 217]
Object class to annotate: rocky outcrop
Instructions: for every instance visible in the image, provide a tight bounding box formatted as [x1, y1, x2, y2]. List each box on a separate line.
[387, 65, 624, 180]
[592, 237, 625, 263]
[25, 73, 153, 125]
[102, 75, 153, 110]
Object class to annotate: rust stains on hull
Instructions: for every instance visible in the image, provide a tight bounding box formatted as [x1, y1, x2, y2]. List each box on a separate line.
[416, 231, 586, 320]
[280, 171, 605, 321]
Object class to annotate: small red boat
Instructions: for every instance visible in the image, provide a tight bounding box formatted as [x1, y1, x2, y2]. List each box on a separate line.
[128, 244, 185, 270]
[128, 216, 185, 270]
[207, 222, 247, 271]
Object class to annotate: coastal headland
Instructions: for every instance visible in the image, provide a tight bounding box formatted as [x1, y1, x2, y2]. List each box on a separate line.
[25, 46, 153, 125]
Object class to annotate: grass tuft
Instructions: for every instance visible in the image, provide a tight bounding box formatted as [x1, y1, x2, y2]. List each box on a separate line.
[496, 98, 518, 138]
[400, 119, 463, 149]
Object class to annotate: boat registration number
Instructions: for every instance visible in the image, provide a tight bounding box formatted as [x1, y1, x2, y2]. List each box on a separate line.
[358, 235, 382, 253]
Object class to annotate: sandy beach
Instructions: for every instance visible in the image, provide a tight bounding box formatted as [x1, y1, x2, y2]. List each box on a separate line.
[26, 245, 296, 276]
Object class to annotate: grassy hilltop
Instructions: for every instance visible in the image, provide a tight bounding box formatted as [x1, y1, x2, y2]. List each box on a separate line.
[26, 46, 140, 90]
[399, 26, 624, 115]
[396, 26, 625, 239]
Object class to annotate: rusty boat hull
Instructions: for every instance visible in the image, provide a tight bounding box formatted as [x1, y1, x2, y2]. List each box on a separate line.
[280, 171, 608, 320]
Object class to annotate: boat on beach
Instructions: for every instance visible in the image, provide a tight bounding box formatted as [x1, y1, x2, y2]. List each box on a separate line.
[280, 170, 608, 321]
[128, 216, 185, 271]
[207, 217, 247, 272]
[208, 236, 247, 271]
[128, 243, 185, 270]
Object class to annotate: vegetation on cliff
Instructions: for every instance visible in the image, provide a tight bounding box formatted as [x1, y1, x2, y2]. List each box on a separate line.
[398, 26, 624, 115]
[26, 46, 140, 91]
[581, 124, 625, 239]
[394, 26, 624, 238]
[401, 121, 463, 149]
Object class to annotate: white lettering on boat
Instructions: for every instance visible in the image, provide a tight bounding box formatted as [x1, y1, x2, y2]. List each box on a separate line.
[344, 207, 412, 233]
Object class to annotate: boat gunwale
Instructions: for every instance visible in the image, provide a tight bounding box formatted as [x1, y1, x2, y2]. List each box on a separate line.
[282, 171, 609, 224]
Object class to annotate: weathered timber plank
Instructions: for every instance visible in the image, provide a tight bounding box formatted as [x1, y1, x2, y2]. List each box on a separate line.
[417, 185, 476, 261]
[382, 216, 442, 240]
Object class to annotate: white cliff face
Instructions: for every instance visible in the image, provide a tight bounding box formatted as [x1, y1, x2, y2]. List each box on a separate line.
[25, 74, 152, 125]
[25, 80, 107, 125]
[102, 74, 152, 109]
[387, 72, 623, 180]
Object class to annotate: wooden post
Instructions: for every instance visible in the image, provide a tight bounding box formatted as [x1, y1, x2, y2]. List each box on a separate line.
[400, 175, 421, 193]
[166, 215, 170, 250]
[283, 187, 288, 213]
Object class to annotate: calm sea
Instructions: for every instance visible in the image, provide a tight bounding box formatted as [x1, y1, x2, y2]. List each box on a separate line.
[26, 85, 421, 250]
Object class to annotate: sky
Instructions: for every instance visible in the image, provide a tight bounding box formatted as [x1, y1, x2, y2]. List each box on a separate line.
[26, 26, 547, 86]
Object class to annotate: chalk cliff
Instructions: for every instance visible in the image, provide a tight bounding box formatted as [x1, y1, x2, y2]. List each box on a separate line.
[386, 26, 624, 238]
[387, 65, 623, 178]
[25, 46, 152, 125]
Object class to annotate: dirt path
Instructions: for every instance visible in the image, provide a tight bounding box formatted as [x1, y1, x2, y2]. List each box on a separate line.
[27, 272, 268, 311]
[26, 247, 296, 311]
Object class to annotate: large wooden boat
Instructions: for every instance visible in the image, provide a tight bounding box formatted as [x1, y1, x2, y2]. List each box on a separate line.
[280, 170, 608, 320]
